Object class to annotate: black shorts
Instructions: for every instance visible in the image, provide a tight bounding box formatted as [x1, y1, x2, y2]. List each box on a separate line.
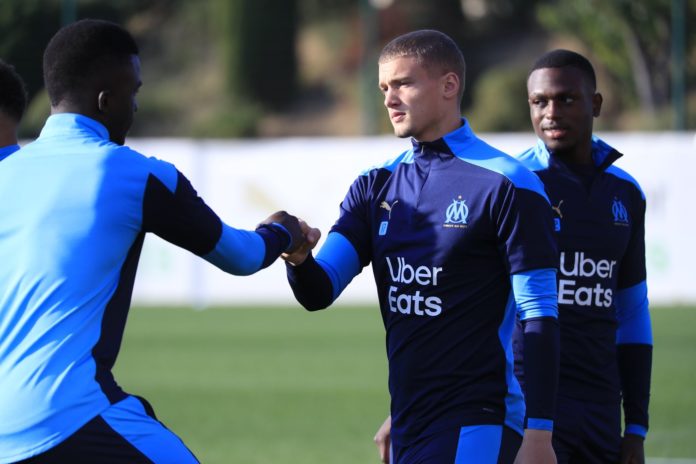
[392, 424, 522, 464]
[15, 396, 198, 464]
[552, 395, 621, 464]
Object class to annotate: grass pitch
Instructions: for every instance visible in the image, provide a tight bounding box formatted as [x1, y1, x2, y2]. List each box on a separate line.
[113, 305, 696, 463]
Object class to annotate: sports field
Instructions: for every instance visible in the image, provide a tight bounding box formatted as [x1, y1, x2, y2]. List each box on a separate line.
[113, 305, 696, 464]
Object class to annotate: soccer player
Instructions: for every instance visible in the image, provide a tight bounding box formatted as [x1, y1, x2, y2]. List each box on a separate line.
[514, 49, 652, 464]
[0, 58, 27, 160]
[283, 30, 560, 463]
[0, 19, 306, 463]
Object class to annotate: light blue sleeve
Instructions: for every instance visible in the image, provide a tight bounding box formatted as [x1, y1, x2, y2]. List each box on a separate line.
[315, 232, 362, 301]
[615, 281, 653, 345]
[511, 268, 558, 320]
[203, 223, 265, 276]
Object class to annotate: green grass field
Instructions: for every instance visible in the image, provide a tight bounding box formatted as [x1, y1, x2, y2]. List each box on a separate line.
[113, 305, 696, 464]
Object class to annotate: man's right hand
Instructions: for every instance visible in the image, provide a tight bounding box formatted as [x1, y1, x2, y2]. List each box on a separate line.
[373, 415, 392, 464]
[282, 219, 321, 265]
[257, 211, 306, 254]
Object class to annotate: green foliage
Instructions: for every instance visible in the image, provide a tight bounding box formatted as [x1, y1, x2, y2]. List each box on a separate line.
[536, 0, 691, 128]
[214, 0, 298, 110]
[467, 65, 531, 132]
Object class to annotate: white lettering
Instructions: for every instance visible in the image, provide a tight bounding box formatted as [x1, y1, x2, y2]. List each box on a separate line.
[397, 293, 411, 314]
[386, 257, 399, 282]
[412, 291, 425, 315]
[559, 252, 617, 279]
[424, 297, 442, 316]
[557, 279, 614, 309]
[385, 256, 443, 286]
[400, 257, 415, 284]
[385, 257, 444, 317]
[388, 286, 398, 312]
[558, 279, 576, 305]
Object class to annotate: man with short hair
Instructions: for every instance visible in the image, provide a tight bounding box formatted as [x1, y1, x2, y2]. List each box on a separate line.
[0, 19, 306, 463]
[515, 49, 652, 464]
[0, 59, 28, 160]
[284, 29, 560, 463]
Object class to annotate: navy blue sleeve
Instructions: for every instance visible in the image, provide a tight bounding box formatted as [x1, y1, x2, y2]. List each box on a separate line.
[286, 254, 334, 311]
[617, 187, 647, 289]
[521, 317, 560, 431]
[142, 170, 222, 255]
[330, 173, 385, 269]
[143, 169, 287, 275]
[618, 344, 652, 437]
[496, 183, 558, 274]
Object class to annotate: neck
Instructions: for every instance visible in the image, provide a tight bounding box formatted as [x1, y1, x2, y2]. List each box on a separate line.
[417, 112, 462, 143]
[0, 112, 18, 146]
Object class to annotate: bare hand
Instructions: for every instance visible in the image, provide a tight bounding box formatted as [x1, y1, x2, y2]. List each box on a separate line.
[514, 429, 556, 464]
[620, 434, 645, 464]
[373, 415, 391, 464]
[282, 219, 321, 265]
[258, 211, 305, 254]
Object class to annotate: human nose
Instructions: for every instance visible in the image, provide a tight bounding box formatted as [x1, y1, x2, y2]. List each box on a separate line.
[384, 87, 399, 108]
[544, 100, 561, 119]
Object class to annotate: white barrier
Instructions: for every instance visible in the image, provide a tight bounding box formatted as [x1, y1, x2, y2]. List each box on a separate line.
[128, 133, 696, 307]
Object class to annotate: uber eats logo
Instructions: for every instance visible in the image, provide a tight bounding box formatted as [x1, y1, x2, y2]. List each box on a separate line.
[559, 252, 617, 308]
[385, 257, 443, 316]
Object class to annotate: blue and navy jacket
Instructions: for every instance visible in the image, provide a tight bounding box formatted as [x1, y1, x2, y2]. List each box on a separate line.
[0, 114, 289, 462]
[0, 143, 20, 162]
[288, 120, 559, 445]
[514, 137, 652, 437]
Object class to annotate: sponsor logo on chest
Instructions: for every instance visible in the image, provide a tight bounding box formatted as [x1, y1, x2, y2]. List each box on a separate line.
[385, 256, 443, 317]
[558, 251, 617, 308]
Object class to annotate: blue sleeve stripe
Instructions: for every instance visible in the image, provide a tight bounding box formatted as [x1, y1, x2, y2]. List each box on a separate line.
[315, 232, 362, 301]
[625, 424, 648, 438]
[513, 140, 550, 172]
[360, 149, 414, 176]
[511, 268, 558, 321]
[605, 165, 645, 200]
[527, 418, 554, 431]
[203, 223, 265, 275]
[441, 121, 548, 201]
[615, 281, 653, 345]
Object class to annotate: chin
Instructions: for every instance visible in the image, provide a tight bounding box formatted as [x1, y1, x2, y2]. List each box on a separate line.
[542, 139, 570, 153]
[392, 125, 414, 139]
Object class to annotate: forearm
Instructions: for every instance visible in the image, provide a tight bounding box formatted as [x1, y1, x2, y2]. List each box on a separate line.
[522, 317, 559, 430]
[618, 344, 652, 436]
[203, 222, 290, 275]
[286, 253, 334, 310]
[615, 281, 652, 436]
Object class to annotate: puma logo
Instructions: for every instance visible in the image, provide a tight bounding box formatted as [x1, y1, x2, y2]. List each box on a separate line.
[380, 200, 399, 220]
[552, 200, 564, 218]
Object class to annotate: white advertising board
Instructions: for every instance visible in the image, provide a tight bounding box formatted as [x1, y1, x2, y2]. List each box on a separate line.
[128, 133, 696, 307]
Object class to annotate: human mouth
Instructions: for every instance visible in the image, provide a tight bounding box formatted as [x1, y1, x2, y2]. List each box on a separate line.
[542, 127, 569, 139]
[391, 112, 406, 123]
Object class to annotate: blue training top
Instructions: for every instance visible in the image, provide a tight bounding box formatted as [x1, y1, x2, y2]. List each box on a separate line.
[514, 136, 652, 435]
[0, 144, 20, 162]
[289, 120, 559, 445]
[0, 114, 288, 462]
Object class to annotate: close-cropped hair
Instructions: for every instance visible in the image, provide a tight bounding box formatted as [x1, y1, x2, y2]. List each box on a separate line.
[43, 18, 139, 106]
[529, 49, 597, 90]
[0, 59, 28, 122]
[379, 29, 466, 100]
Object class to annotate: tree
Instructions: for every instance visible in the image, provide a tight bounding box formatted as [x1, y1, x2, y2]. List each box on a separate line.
[536, 0, 693, 126]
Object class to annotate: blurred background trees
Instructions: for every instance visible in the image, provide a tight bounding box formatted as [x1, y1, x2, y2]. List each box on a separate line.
[1, 0, 693, 138]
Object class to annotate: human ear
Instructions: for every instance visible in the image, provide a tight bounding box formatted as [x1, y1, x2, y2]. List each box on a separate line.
[592, 92, 603, 117]
[442, 72, 460, 99]
[97, 90, 110, 113]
